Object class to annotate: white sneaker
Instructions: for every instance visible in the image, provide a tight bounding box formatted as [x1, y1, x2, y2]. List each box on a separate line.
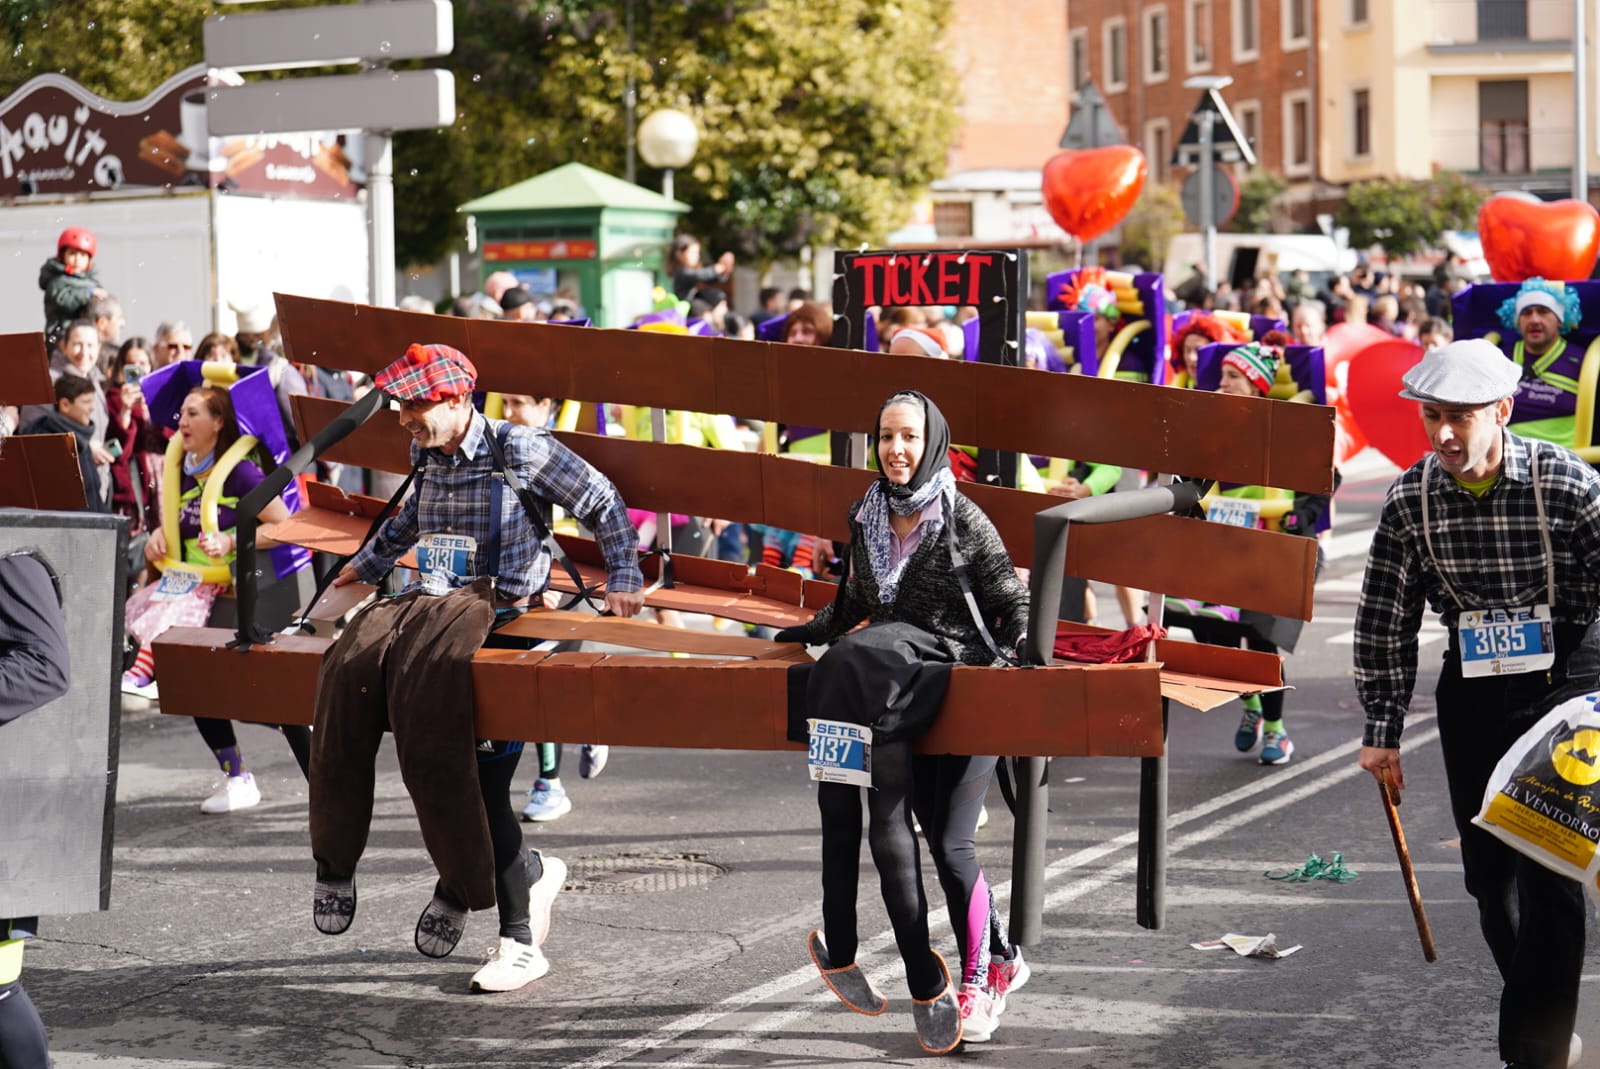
[579, 744, 609, 779]
[520, 779, 572, 822]
[470, 936, 549, 992]
[529, 854, 567, 946]
[957, 982, 999, 1043]
[120, 674, 159, 701]
[1571, 1032, 1583, 1068]
[200, 773, 260, 814]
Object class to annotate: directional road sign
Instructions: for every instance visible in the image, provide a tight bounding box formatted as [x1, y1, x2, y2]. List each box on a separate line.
[206, 70, 455, 137]
[1171, 88, 1257, 167]
[204, 0, 452, 71]
[1060, 82, 1126, 149]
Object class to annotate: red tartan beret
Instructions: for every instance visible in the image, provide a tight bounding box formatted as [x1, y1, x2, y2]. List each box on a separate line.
[373, 343, 478, 401]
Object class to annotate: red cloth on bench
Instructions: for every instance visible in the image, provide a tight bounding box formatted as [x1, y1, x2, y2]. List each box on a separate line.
[1053, 623, 1166, 665]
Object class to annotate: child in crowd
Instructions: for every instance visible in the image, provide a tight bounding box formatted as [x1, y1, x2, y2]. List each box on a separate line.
[22, 376, 108, 513]
[39, 227, 105, 350]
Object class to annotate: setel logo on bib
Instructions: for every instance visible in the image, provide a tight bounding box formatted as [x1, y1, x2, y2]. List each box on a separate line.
[1457, 605, 1555, 678]
[417, 533, 478, 596]
[807, 718, 873, 787]
[1206, 496, 1261, 529]
[152, 562, 207, 601]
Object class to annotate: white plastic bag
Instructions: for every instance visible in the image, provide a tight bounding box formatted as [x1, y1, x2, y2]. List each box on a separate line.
[1473, 692, 1600, 899]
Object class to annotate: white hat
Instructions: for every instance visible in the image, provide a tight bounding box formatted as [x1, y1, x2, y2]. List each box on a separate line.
[1397, 338, 1522, 405]
[1515, 289, 1563, 319]
[229, 300, 274, 335]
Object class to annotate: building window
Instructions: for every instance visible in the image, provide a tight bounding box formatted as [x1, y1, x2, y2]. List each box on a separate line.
[1233, 0, 1259, 61]
[1283, 89, 1312, 174]
[1145, 119, 1172, 184]
[1070, 28, 1090, 90]
[1144, 7, 1170, 83]
[932, 201, 974, 239]
[1235, 99, 1262, 157]
[1105, 17, 1128, 92]
[1352, 87, 1372, 158]
[1187, 0, 1213, 71]
[1282, 0, 1309, 48]
[1478, 0, 1528, 40]
[1480, 80, 1530, 174]
[1349, 0, 1369, 26]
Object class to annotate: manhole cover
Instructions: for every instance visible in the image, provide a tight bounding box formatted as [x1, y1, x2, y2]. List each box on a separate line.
[564, 854, 726, 895]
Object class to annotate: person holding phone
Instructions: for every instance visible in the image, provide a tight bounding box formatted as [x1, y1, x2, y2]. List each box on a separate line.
[106, 338, 162, 534]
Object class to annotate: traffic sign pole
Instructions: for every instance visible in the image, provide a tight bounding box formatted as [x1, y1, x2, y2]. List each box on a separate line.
[367, 131, 395, 309]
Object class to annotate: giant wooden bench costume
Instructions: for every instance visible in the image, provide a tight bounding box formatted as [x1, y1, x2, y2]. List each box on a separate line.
[0, 281, 1337, 928]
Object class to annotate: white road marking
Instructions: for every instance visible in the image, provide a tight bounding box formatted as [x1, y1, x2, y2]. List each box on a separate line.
[567, 719, 1441, 1067]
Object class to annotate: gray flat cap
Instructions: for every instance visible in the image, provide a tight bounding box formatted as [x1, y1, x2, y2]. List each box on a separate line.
[1398, 338, 1522, 404]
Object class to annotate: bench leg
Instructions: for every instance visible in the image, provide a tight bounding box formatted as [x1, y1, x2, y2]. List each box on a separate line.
[1136, 698, 1171, 930]
[1007, 756, 1049, 947]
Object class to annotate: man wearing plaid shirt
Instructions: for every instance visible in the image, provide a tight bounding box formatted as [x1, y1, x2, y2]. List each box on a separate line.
[1355, 339, 1600, 1069]
[311, 343, 643, 995]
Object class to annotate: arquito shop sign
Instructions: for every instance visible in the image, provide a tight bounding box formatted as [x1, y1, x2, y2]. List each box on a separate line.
[0, 65, 361, 200]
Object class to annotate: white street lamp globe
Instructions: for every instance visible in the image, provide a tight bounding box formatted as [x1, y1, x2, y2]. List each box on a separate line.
[638, 109, 699, 170]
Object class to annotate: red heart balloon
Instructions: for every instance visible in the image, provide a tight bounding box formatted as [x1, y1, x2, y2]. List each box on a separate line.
[1345, 336, 1432, 471]
[1042, 146, 1148, 243]
[1478, 192, 1600, 282]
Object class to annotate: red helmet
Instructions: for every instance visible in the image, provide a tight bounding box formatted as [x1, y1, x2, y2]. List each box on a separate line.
[57, 227, 96, 258]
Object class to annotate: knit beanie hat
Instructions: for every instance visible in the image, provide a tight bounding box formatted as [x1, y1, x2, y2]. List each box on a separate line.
[1221, 341, 1280, 396]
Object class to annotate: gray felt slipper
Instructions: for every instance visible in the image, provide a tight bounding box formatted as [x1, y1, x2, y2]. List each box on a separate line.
[911, 950, 962, 1054]
[808, 930, 887, 1015]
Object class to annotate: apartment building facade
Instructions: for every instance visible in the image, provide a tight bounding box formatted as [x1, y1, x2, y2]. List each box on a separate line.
[1319, 0, 1599, 202]
[1068, 0, 1316, 203]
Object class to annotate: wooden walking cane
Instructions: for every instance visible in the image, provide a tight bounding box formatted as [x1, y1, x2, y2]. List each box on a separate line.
[1378, 767, 1438, 963]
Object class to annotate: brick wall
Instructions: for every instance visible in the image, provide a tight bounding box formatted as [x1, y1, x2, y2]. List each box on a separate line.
[947, 0, 1071, 171]
[1069, 0, 1313, 188]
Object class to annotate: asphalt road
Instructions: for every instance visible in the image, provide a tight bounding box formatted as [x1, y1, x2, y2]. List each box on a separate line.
[24, 454, 1600, 1068]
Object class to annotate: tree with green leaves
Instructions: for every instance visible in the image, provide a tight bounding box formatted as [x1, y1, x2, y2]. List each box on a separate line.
[3, 1, 959, 271]
[1229, 168, 1287, 234]
[1336, 172, 1486, 258]
[1118, 183, 1184, 270]
[413, 0, 958, 269]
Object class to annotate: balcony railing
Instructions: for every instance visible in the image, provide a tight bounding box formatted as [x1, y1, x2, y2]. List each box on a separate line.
[1429, 0, 1572, 45]
[1431, 124, 1575, 175]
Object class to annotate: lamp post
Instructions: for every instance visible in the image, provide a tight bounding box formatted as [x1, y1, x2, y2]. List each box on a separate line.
[637, 108, 698, 201]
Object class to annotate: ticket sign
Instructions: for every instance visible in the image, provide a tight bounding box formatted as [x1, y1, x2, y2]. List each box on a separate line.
[1458, 605, 1555, 678]
[807, 718, 872, 788]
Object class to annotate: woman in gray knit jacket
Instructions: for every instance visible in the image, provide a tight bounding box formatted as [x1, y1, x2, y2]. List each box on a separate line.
[778, 389, 1030, 1052]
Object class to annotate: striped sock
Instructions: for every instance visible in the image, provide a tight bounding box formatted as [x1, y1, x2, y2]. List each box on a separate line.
[126, 647, 156, 685]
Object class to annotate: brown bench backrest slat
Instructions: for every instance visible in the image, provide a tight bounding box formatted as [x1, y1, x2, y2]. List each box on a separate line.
[0, 434, 87, 509]
[0, 332, 55, 406]
[275, 294, 1335, 494]
[292, 395, 1315, 618]
[151, 626, 1166, 758]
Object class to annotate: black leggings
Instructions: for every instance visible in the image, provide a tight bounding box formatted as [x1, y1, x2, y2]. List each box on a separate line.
[818, 740, 943, 999]
[913, 754, 1010, 986]
[0, 979, 49, 1069]
[1245, 635, 1285, 721]
[472, 739, 536, 943]
[193, 717, 312, 778]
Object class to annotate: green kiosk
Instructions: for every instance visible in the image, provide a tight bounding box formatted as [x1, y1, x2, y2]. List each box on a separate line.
[459, 161, 688, 328]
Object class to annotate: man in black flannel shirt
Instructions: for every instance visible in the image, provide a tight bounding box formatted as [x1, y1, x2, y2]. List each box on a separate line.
[1355, 339, 1600, 1069]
